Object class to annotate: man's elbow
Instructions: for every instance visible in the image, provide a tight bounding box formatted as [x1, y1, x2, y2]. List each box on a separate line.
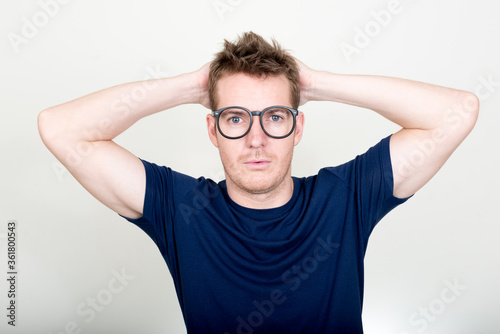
[38, 108, 64, 150]
[38, 109, 52, 143]
[442, 91, 480, 137]
[459, 92, 480, 133]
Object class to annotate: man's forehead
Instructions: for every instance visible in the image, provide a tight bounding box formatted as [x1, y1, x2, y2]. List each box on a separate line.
[216, 73, 292, 108]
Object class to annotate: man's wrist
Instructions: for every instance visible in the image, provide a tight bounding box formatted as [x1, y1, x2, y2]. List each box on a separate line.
[165, 72, 206, 107]
[302, 70, 327, 103]
[306, 71, 342, 103]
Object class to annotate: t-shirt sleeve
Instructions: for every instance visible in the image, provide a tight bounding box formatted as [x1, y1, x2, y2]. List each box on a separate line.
[328, 134, 411, 242]
[120, 159, 197, 260]
[357, 135, 411, 239]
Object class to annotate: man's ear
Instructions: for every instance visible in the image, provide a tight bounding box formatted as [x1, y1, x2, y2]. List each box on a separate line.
[293, 111, 305, 146]
[206, 114, 219, 148]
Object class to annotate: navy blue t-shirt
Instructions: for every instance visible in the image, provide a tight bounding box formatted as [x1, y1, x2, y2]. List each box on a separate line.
[124, 135, 409, 334]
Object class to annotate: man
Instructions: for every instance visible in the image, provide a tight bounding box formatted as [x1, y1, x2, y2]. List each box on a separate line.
[38, 32, 479, 333]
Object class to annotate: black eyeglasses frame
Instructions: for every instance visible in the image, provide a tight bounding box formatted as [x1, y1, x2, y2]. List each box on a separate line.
[211, 105, 299, 140]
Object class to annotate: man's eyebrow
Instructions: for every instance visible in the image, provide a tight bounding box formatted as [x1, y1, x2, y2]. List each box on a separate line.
[266, 107, 288, 112]
[221, 109, 248, 116]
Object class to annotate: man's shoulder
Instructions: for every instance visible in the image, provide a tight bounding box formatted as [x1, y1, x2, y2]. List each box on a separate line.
[300, 135, 393, 189]
[140, 159, 224, 198]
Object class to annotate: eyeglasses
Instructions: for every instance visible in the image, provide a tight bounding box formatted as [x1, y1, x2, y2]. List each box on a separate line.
[211, 106, 299, 140]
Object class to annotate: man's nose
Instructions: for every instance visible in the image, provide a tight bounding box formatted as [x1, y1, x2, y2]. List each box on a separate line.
[246, 115, 266, 147]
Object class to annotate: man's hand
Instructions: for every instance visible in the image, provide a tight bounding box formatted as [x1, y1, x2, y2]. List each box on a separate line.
[294, 58, 317, 106]
[190, 62, 211, 109]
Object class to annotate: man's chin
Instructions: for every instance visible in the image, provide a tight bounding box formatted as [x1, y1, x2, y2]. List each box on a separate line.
[238, 176, 283, 195]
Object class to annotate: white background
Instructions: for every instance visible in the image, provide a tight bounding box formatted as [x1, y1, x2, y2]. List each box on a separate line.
[1, 0, 499, 333]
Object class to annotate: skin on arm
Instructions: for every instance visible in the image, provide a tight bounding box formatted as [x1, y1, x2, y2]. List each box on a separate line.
[38, 63, 211, 219]
[295, 59, 479, 198]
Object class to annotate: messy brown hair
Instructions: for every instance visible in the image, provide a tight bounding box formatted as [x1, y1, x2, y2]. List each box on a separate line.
[208, 31, 300, 111]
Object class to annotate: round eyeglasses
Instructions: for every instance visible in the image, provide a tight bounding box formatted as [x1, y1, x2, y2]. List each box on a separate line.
[211, 106, 299, 140]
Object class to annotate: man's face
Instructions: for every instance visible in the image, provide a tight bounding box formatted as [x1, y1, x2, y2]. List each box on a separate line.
[207, 73, 304, 198]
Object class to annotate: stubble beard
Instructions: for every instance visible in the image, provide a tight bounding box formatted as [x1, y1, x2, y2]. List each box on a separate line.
[222, 151, 293, 197]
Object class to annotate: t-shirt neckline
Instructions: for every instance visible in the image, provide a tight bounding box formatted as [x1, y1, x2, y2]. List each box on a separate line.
[219, 177, 302, 221]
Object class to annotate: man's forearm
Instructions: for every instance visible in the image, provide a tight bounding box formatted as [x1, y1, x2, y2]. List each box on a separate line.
[307, 71, 476, 131]
[38, 72, 203, 147]
[297, 67, 479, 198]
[37, 66, 208, 218]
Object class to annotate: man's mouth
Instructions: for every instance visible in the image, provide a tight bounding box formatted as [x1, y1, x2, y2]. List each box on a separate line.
[244, 160, 271, 169]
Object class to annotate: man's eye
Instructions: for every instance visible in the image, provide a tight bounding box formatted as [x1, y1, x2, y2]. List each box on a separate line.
[229, 117, 242, 124]
[270, 115, 282, 122]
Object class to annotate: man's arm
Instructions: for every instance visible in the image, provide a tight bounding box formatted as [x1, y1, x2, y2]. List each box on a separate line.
[38, 63, 210, 219]
[296, 60, 479, 198]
